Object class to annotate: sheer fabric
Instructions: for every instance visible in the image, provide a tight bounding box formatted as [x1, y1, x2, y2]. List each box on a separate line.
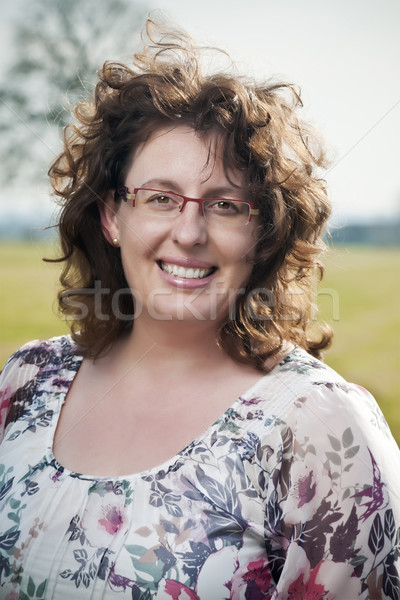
[0, 336, 399, 599]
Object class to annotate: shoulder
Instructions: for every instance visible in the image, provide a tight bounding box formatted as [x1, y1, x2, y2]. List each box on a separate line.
[0, 335, 81, 440]
[237, 346, 396, 455]
[1, 334, 80, 380]
[240, 346, 352, 423]
[256, 346, 371, 413]
[273, 347, 388, 431]
[242, 348, 400, 514]
[273, 346, 349, 390]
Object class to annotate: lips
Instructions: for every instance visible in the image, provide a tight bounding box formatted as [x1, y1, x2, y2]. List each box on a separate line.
[159, 261, 216, 279]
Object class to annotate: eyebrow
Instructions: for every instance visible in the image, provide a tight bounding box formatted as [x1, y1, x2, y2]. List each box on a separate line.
[140, 179, 245, 199]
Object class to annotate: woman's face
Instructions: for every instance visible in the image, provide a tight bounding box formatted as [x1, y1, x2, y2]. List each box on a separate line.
[101, 125, 259, 326]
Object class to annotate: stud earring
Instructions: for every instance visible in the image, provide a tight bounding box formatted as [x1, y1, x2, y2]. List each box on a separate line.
[112, 238, 120, 247]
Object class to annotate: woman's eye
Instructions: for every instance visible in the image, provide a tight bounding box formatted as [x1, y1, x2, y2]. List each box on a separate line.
[216, 201, 232, 210]
[153, 195, 171, 204]
[211, 200, 239, 213]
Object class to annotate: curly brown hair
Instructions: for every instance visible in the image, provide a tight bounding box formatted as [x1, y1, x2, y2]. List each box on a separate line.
[48, 19, 332, 369]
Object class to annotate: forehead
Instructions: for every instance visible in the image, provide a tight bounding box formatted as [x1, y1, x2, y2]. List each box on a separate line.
[126, 125, 245, 190]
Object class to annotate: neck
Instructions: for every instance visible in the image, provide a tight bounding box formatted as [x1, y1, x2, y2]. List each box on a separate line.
[111, 315, 230, 372]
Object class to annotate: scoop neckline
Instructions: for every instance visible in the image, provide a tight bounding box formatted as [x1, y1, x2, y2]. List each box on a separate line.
[46, 338, 293, 483]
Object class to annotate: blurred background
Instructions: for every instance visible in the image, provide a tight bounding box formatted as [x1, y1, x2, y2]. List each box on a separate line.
[0, 0, 399, 442]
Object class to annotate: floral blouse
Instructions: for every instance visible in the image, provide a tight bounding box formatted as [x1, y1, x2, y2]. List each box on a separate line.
[0, 336, 399, 599]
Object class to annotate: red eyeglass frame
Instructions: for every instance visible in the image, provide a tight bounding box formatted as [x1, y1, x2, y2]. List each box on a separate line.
[115, 186, 259, 222]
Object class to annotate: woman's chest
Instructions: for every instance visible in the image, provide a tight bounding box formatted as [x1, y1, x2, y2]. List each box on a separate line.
[1, 423, 269, 599]
[52, 366, 263, 477]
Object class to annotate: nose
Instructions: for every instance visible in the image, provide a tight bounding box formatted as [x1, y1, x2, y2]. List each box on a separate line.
[171, 200, 208, 247]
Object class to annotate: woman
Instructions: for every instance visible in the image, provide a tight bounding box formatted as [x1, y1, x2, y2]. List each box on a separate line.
[0, 20, 399, 600]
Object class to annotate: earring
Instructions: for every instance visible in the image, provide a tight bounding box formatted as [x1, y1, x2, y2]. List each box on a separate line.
[112, 238, 120, 247]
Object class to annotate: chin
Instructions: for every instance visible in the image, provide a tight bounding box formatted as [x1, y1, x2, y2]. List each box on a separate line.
[144, 297, 230, 324]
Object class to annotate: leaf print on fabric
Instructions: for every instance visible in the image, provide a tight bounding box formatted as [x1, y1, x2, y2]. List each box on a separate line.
[3, 496, 28, 532]
[264, 416, 285, 428]
[265, 538, 286, 584]
[233, 431, 260, 460]
[368, 513, 385, 556]
[383, 554, 400, 600]
[313, 380, 350, 393]
[60, 547, 110, 590]
[147, 479, 184, 518]
[279, 352, 324, 374]
[344, 445, 360, 459]
[360, 508, 400, 597]
[131, 585, 152, 600]
[19, 576, 47, 599]
[195, 465, 235, 514]
[88, 479, 133, 502]
[265, 489, 283, 535]
[216, 407, 243, 435]
[327, 434, 341, 451]
[124, 544, 167, 592]
[0, 530, 20, 552]
[204, 508, 248, 546]
[21, 480, 39, 497]
[329, 504, 359, 562]
[14, 345, 56, 368]
[0, 530, 21, 582]
[224, 454, 258, 499]
[178, 541, 212, 585]
[154, 546, 177, 578]
[351, 448, 388, 521]
[0, 390, 10, 443]
[325, 428, 360, 464]
[298, 499, 343, 568]
[342, 427, 354, 447]
[385, 509, 396, 542]
[0, 476, 14, 502]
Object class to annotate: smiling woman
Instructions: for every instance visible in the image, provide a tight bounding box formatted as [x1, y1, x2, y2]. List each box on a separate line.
[0, 18, 399, 600]
[98, 125, 258, 323]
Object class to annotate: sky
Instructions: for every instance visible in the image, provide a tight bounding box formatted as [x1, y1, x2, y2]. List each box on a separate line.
[1, 0, 399, 229]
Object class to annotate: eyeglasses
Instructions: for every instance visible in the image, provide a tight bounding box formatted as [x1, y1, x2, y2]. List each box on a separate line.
[115, 187, 259, 226]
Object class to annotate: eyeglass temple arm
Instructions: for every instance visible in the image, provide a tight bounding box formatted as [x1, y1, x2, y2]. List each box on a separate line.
[115, 186, 136, 204]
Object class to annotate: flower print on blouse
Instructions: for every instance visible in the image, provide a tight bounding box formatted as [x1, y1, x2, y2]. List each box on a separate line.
[0, 335, 399, 599]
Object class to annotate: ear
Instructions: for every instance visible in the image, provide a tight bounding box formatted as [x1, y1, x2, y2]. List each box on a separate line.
[97, 191, 120, 245]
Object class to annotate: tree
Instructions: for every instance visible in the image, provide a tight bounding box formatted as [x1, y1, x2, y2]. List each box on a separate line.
[0, 0, 148, 185]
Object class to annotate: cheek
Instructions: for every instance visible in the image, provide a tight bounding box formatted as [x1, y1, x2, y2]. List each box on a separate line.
[233, 236, 258, 286]
[228, 231, 258, 268]
[119, 217, 162, 255]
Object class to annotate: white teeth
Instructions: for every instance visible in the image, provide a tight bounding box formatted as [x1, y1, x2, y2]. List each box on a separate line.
[160, 262, 214, 279]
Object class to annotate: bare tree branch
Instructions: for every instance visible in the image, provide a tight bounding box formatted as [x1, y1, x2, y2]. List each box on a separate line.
[0, 0, 148, 183]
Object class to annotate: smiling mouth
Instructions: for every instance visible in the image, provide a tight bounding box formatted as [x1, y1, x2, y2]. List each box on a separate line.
[159, 261, 216, 279]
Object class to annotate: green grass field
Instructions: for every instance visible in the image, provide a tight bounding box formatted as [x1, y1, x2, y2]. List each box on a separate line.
[1, 241, 399, 444]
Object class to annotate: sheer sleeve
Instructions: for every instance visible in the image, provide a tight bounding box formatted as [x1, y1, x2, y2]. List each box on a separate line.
[249, 381, 400, 599]
[0, 339, 52, 443]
